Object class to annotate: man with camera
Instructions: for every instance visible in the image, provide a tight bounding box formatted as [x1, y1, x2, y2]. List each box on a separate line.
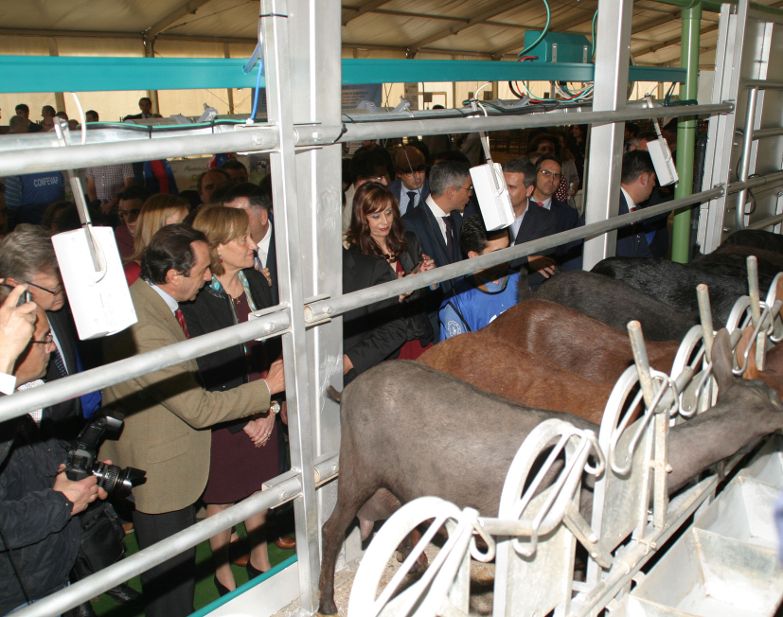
[100, 224, 285, 617]
[0, 284, 109, 614]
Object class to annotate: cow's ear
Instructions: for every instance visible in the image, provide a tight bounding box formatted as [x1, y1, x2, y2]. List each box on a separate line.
[711, 328, 734, 391]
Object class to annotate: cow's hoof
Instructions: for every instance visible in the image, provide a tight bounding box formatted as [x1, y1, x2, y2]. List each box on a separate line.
[317, 601, 338, 616]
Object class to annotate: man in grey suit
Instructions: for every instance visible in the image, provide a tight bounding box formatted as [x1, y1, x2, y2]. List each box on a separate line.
[101, 224, 284, 617]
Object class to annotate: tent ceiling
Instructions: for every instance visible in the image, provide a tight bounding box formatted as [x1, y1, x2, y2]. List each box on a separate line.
[0, 1, 781, 69]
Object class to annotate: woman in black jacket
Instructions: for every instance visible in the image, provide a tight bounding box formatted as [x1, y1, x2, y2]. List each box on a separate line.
[181, 205, 281, 595]
[342, 182, 435, 383]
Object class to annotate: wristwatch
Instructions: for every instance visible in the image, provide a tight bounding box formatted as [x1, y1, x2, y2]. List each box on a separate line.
[269, 400, 281, 415]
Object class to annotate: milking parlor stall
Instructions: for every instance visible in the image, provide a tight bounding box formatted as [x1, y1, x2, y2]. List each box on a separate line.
[3, 1, 783, 617]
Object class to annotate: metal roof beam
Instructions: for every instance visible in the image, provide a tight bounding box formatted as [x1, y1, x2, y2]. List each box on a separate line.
[146, 0, 215, 38]
[342, 0, 392, 26]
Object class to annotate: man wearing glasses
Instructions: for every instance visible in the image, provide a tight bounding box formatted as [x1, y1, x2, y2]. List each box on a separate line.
[390, 145, 430, 216]
[531, 156, 583, 269]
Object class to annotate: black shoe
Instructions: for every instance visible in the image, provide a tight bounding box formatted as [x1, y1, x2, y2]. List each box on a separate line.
[214, 576, 233, 597]
[104, 583, 140, 604]
[246, 562, 269, 580]
[63, 602, 96, 617]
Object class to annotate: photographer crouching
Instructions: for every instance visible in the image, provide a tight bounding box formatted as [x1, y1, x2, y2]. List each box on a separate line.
[0, 283, 112, 614]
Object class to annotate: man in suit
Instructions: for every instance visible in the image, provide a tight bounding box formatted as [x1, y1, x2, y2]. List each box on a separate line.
[531, 155, 580, 233]
[389, 145, 430, 216]
[503, 158, 558, 289]
[402, 160, 469, 274]
[224, 182, 279, 304]
[123, 96, 163, 121]
[617, 150, 661, 258]
[100, 224, 285, 617]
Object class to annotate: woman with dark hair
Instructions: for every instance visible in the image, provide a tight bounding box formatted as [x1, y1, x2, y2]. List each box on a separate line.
[179, 205, 282, 595]
[342, 182, 435, 382]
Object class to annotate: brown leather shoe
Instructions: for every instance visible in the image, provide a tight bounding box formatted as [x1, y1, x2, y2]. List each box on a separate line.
[274, 535, 296, 550]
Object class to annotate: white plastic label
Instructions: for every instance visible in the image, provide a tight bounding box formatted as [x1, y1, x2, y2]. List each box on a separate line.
[52, 226, 137, 340]
[469, 162, 515, 231]
[647, 137, 678, 187]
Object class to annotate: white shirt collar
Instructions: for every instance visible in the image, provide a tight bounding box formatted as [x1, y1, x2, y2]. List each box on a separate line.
[426, 194, 448, 219]
[256, 222, 273, 268]
[147, 281, 179, 314]
[621, 186, 637, 211]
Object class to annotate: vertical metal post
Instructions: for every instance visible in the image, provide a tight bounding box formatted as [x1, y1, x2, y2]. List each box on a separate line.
[735, 87, 759, 229]
[260, 1, 326, 611]
[671, 1, 702, 263]
[581, 0, 633, 270]
[284, 0, 347, 599]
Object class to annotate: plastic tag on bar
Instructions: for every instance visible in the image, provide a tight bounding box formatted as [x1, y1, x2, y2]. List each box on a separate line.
[470, 162, 514, 231]
[52, 227, 137, 340]
[645, 96, 678, 187]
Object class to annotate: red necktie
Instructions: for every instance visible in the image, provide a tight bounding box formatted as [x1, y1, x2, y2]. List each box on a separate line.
[175, 308, 190, 338]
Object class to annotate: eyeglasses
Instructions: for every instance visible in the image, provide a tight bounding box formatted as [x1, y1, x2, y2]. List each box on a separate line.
[461, 184, 474, 193]
[32, 332, 54, 345]
[118, 208, 141, 222]
[400, 166, 426, 175]
[537, 169, 563, 180]
[23, 279, 63, 296]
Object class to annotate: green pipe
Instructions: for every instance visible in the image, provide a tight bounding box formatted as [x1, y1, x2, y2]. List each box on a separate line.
[670, 2, 702, 263]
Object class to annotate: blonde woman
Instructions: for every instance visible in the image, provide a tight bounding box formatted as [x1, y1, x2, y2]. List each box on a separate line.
[180, 205, 281, 595]
[123, 194, 189, 284]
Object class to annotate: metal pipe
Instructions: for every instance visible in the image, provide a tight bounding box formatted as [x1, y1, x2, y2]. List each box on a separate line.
[745, 126, 783, 140]
[736, 87, 759, 230]
[12, 474, 303, 617]
[727, 170, 783, 194]
[0, 102, 731, 176]
[670, 1, 702, 263]
[0, 310, 290, 420]
[742, 79, 783, 90]
[747, 213, 783, 229]
[341, 102, 732, 142]
[0, 126, 278, 175]
[306, 186, 724, 323]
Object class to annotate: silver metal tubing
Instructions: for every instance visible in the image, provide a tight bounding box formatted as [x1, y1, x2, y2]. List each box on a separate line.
[726, 170, 783, 194]
[340, 102, 733, 142]
[0, 103, 731, 176]
[12, 473, 303, 617]
[697, 284, 715, 359]
[736, 87, 759, 229]
[0, 309, 290, 421]
[0, 125, 279, 176]
[747, 213, 783, 229]
[747, 126, 783, 140]
[306, 186, 724, 323]
[742, 79, 783, 90]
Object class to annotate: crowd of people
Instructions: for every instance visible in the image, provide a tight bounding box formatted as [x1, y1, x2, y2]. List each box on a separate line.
[0, 99, 678, 616]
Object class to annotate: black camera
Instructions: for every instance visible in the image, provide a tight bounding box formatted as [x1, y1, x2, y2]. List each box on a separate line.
[66, 416, 146, 496]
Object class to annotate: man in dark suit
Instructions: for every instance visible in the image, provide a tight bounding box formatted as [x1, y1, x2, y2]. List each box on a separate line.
[224, 183, 279, 305]
[531, 155, 580, 233]
[100, 225, 285, 617]
[402, 160, 470, 276]
[389, 145, 430, 216]
[617, 150, 661, 258]
[503, 158, 559, 290]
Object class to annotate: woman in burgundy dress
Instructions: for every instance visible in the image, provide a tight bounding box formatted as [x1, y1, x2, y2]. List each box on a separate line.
[181, 205, 281, 595]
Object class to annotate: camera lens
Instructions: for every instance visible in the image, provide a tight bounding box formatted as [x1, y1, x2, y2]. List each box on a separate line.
[92, 462, 146, 496]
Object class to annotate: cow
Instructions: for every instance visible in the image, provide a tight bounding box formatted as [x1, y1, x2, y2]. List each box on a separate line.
[529, 271, 697, 341]
[317, 331, 783, 614]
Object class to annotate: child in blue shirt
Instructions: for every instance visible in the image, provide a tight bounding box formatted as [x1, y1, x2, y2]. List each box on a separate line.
[439, 215, 520, 339]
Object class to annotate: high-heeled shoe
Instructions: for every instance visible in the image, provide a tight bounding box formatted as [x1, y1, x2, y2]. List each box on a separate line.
[246, 561, 269, 580]
[213, 576, 234, 597]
